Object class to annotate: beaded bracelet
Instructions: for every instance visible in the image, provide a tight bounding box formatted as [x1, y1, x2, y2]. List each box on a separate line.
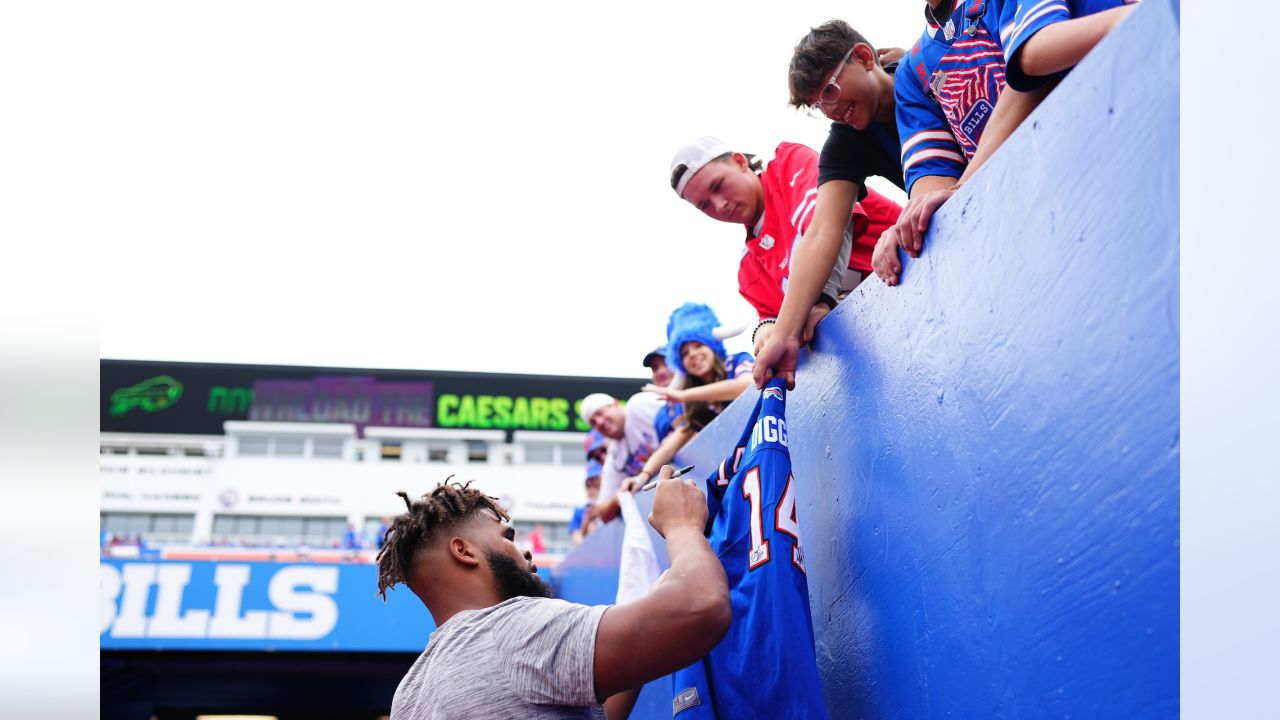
[751, 318, 777, 344]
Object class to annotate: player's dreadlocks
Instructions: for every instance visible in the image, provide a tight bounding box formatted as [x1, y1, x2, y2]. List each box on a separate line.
[375, 479, 509, 601]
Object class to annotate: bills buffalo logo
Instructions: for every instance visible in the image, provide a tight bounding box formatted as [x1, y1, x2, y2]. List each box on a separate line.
[762, 388, 784, 401]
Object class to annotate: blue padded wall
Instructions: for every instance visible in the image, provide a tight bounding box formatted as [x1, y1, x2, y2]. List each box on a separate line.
[559, 0, 1178, 716]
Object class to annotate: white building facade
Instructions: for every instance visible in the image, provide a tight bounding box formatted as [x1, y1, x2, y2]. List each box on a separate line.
[100, 360, 643, 557]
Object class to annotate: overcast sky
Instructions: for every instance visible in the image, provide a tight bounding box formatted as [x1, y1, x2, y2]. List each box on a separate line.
[93, 1, 922, 378]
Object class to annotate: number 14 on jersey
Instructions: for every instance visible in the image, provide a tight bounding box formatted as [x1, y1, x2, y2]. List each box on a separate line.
[741, 467, 806, 573]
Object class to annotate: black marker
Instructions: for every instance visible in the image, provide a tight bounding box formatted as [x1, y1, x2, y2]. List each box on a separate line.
[640, 464, 696, 492]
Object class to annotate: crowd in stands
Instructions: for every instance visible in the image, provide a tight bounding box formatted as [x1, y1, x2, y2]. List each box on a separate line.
[571, 0, 1137, 542]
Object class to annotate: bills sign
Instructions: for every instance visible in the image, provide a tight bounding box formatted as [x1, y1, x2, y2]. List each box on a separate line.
[100, 560, 435, 652]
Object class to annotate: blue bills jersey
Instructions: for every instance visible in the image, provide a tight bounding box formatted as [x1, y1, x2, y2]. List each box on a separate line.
[896, 0, 1016, 192]
[654, 401, 682, 442]
[671, 379, 827, 719]
[1001, 0, 1130, 90]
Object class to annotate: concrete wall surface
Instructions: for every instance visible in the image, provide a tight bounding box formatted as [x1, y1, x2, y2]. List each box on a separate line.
[558, 0, 1178, 716]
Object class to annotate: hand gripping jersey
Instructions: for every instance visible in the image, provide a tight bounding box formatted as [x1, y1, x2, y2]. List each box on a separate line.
[671, 379, 828, 719]
[895, 0, 1016, 192]
[738, 142, 902, 320]
[1001, 0, 1130, 90]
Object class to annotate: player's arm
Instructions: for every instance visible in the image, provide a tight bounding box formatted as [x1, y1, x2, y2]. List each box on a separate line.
[593, 466, 731, 701]
[603, 689, 641, 720]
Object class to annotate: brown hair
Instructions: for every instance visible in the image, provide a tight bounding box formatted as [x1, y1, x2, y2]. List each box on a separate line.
[788, 19, 876, 108]
[375, 480, 509, 601]
[676, 351, 728, 432]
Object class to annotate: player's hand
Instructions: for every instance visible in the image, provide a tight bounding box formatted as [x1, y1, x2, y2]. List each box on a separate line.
[802, 303, 831, 344]
[752, 321, 775, 357]
[877, 46, 907, 65]
[872, 229, 904, 286]
[642, 383, 684, 403]
[647, 465, 707, 538]
[896, 187, 956, 257]
[752, 332, 801, 390]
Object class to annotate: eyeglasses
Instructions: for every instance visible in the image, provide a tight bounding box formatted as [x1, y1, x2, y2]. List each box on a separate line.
[806, 47, 854, 119]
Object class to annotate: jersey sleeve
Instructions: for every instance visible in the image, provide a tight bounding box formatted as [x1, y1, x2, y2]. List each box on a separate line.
[726, 352, 755, 379]
[893, 56, 967, 194]
[1001, 0, 1127, 91]
[1000, 0, 1072, 90]
[774, 143, 822, 238]
[737, 251, 781, 320]
[653, 402, 678, 443]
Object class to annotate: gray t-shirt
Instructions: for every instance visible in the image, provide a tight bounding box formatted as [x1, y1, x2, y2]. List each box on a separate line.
[391, 597, 609, 720]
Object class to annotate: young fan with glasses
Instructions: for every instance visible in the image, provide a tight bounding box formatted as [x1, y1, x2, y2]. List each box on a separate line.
[751, 19, 910, 391]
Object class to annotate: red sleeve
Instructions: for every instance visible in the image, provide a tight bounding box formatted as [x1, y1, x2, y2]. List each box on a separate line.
[738, 252, 780, 321]
[855, 187, 902, 243]
[847, 187, 904, 274]
[773, 143, 821, 237]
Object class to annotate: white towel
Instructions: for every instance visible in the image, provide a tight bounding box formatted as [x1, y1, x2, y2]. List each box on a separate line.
[615, 492, 662, 604]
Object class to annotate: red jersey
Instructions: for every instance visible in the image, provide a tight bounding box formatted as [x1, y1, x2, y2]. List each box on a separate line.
[738, 142, 902, 320]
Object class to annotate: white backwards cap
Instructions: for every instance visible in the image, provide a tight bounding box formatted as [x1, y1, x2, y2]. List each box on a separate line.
[578, 393, 617, 424]
[670, 136, 733, 199]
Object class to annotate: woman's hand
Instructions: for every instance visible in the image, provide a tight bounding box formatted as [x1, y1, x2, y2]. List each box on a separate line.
[643, 383, 685, 403]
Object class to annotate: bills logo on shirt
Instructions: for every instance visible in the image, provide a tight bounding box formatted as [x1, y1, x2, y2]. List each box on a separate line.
[762, 388, 784, 401]
[960, 98, 994, 145]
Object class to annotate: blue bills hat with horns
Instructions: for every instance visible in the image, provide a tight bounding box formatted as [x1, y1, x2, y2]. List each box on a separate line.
[663, 303, 749, 379]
